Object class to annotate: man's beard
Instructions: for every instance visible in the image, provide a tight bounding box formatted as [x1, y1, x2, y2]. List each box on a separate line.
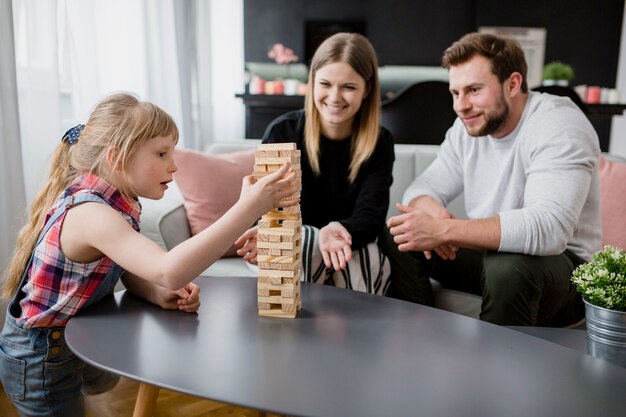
[465, 90, 510, 137]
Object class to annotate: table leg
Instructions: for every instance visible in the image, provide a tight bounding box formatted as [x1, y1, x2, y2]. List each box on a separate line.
[132, 383, 160, 417]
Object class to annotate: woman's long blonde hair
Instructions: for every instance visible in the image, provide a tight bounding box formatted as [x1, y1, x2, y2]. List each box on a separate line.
[2, 93, 178, 299]
[304, 32, 381, 183]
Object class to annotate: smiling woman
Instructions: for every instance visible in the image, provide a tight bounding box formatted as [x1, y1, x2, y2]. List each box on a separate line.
[234, 33, 395, 296]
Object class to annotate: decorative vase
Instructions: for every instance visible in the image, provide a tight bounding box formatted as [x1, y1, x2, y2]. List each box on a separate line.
[283, 79, 299, 95]
[542, 79, 569, 87]
[584, 299, 626, 367]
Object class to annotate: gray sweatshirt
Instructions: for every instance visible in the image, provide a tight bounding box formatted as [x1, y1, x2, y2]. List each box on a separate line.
[403, 91, 601, 261]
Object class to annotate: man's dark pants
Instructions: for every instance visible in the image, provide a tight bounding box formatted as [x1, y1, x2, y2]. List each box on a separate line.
[379, 230, 585, 326]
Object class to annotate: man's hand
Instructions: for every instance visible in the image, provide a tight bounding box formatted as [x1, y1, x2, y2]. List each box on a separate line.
[319, 222, 353, 271]
[387, 202, 458, 260]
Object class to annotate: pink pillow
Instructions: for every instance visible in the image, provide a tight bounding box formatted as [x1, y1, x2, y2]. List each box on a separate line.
[173, 148, 255, 255]
[599, 156, 626, 250]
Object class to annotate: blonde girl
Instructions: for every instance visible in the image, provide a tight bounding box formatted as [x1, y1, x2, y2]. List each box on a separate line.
[0, 92, 297, 417]
[235, 33, 394, 295]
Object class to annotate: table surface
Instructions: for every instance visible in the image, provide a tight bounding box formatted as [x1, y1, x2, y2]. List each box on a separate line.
[66, 276, 626, 417]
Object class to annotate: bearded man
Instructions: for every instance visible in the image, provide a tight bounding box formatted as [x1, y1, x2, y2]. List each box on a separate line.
[382, 32, 600, 326]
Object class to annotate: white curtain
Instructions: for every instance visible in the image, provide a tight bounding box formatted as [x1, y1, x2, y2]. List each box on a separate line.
[12, 0, 207, 203]
[1, 0, 26, 318]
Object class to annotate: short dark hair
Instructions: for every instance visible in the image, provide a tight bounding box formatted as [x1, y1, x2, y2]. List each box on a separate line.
[441, 32, 528, 93]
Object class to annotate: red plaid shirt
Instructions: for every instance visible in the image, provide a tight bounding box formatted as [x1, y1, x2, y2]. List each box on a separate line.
[18, 174, 141, 328]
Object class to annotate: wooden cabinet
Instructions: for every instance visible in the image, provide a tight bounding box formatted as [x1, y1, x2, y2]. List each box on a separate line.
[236, 93, 304, 139]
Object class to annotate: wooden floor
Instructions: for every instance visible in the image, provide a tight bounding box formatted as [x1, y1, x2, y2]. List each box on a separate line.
[1, 378, 282, 417]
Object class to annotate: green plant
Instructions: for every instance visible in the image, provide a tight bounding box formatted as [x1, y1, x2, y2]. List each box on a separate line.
[572, 245, 626, 311]
[542, 61, 574, 81]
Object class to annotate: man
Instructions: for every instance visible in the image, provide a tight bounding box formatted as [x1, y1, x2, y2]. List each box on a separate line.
[382, 32, 601, 326]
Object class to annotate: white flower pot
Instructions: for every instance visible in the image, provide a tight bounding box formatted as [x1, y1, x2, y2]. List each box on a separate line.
[584, 299, 626, 367]
[542, 79, 569, 87]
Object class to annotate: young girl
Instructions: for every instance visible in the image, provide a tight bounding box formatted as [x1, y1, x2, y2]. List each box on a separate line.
[0, 93, 297, 417]
[235, 33, 394, 295]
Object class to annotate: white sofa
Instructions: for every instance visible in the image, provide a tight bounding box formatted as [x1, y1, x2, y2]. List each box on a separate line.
[139, 140, 483, 318]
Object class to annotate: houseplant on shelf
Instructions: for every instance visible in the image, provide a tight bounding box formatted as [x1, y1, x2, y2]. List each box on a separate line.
[267, 43, 300, 95]
[542, 61, 574, 86]
[571, 245, 626, 366]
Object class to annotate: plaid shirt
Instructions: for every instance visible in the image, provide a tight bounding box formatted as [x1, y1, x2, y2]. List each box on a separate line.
[18, 174, 141, 328]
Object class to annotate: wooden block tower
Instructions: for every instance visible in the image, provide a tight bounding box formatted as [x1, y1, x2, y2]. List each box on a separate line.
[253, 143, 302, 318]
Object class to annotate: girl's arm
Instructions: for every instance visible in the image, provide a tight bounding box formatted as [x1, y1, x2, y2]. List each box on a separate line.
[62, 163, 298, 290]
[121, 272, 201, 313]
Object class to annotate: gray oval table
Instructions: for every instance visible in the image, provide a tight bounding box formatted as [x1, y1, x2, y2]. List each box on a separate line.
[66, 276, 626, 417]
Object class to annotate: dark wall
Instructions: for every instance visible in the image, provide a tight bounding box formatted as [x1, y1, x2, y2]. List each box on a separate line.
[244, 0, 624, 87]
[244, 0, 474, 66]
[476, 0, 624, 88]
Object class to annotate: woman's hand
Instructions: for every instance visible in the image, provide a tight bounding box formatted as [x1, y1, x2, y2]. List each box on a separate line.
[156, 282, 201, 313]
[319, 222, 353, 271]
[234, 226, 258, 264]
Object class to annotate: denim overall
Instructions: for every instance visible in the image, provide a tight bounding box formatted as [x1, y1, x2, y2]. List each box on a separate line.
[0, 194, 124, 417]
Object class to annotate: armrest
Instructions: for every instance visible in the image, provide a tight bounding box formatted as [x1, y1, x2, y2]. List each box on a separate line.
[139, 181, 191, 250]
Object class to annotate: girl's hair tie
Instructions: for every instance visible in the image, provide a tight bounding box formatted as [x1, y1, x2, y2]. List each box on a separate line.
[63, 124, 85, 144]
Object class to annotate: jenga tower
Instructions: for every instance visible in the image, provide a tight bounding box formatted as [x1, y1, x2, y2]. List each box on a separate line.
[253, 143, 302, 318]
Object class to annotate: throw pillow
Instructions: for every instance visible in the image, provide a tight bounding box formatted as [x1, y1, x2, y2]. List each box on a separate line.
[173, 148, 256, 256]
[599, 155, 626, 250]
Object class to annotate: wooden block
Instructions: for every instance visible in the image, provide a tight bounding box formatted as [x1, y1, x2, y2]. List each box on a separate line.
[282, 303, 297, 313]
[256, 254, 298, 264]
[257, 228, 300, 238]
[257, 219, 274, 228]
[251, 170, 302, 180]
[257, 143, 297, 151]
[268, 234, 280, 242]
[257, 230, 299, 242]
[257, 261, 301, 271]
[258, 308, 298, 318]
[257, 241, 300, 251]
[269, 276, 283, 285]
[258, 268, 300, 279]
[260, 212, 301, 221]
[255, 156, 300, 165]
[257, 295, 297, 305]
[278, 149, 300, 157]
[272, 206, 301, 215]
[257, 281, 298, 294]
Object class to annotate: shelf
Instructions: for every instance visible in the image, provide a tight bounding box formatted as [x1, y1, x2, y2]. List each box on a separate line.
[586, 103, 626, 117]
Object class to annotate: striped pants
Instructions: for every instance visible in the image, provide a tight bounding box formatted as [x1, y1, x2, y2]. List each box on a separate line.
[300, 225, 391, 295]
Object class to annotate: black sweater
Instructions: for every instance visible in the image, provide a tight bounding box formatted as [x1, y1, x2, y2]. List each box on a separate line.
[262, 110, 395, 250]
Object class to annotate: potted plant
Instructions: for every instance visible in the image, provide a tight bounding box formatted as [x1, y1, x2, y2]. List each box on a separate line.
[267, 43, 300, 95]
[542, 61, 575, 86]
[571, 245, 626, 366]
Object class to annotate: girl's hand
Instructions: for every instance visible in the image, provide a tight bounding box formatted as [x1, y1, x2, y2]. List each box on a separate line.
[157, 283, 201, 313]
[240, 162, 300, 216]
[319, 222, 353, 271]
[234, 226, 258, 264]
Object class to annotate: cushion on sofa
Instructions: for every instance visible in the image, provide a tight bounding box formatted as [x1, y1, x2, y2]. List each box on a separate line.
[599, 155, 626, 250]
[173, 148, 256, 255]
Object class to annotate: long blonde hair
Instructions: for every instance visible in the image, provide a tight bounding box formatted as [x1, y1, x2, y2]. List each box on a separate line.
[2, 93, 178, 299]
[304, 32, 381, 183]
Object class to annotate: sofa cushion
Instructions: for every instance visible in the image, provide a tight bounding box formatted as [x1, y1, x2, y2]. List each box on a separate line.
[173, 148, 256, 255]
[599, 155, 626, 249]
